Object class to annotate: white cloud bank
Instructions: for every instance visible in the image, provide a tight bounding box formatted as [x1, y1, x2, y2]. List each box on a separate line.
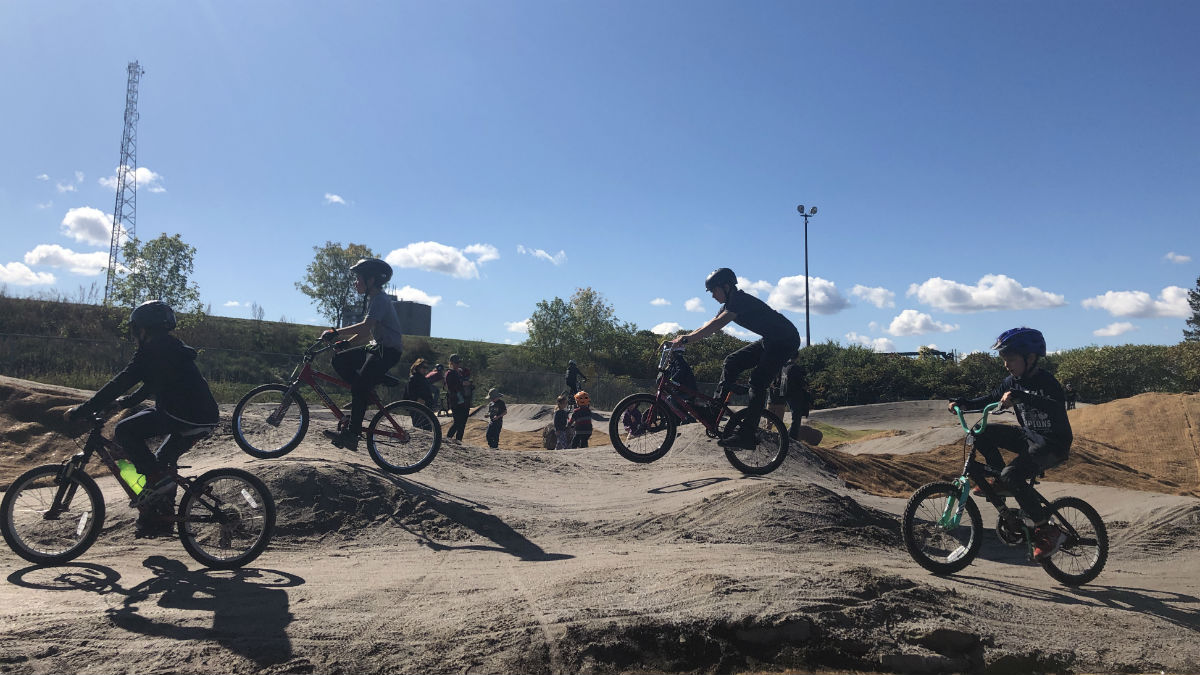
[651, 322, 684, 335]
[0, 262, 55, 286]
[650, 298, 670, 306]
[517, 245, 567, 265]
[390, 285, 442, 306]
[846, 331, 895, 352]
[23, 244, 109, 275]
[505, 319, 530, 333]
[1165, 251, 1191, 264]
[886, 309, 959, 337]
[386, 241, 499, 279]
[1082, 286, 1189, 318]
[60, 206, 118, 247]
[1094, 322, 1137, 337]
[99, 166, 166, 193]
[684, 297, 707, 313]
[324, 193, 347, 205]
[907, 274, 1066, 313]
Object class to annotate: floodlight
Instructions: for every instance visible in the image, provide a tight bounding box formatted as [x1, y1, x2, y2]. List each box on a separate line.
[810, 206, 818, 215]
[797, 204, 805, 213]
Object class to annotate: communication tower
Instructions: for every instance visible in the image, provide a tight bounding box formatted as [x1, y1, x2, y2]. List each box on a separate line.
[104, 61, 144, 305]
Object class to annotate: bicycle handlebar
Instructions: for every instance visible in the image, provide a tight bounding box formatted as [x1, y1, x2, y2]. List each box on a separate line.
[951, 401, 1003, 434]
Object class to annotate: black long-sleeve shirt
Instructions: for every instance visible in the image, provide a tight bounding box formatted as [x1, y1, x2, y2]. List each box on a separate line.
[79, 333, 219, 426]
[959, 369, 1072, 444]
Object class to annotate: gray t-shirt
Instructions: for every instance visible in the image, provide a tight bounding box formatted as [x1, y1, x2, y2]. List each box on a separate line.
[365, 291, 404, 350]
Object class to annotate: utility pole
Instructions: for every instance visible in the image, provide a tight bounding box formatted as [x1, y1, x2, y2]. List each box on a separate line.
[104, 61, 144, 306]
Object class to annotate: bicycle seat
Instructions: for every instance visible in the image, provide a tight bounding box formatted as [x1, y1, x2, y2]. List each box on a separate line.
[380, 374, 403, 388]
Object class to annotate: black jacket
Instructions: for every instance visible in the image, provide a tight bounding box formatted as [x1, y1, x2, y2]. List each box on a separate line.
[958, 369, 1072, 444]
[80, 333, 219, 426]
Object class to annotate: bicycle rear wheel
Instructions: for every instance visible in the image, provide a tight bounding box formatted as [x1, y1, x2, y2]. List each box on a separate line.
[722, 409, 788, 475]
[231, 384, 310, 458]
[902, 481, 982, 575]
[1, 465, 105, 565]
[1039, 496, 1108, 586]
[178, 468, 275, 569]
[367, 400, 441, 474]
[609, 393, 677, 463]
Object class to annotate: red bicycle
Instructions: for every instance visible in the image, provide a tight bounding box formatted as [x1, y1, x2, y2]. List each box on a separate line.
[608, 342, 789, 475]
[231, 340, 441, 474]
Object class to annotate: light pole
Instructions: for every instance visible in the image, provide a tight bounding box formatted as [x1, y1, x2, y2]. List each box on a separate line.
[796, 204, 818, 347]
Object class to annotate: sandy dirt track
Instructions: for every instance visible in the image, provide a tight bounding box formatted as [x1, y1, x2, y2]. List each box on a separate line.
[1, 377, 1199, 674]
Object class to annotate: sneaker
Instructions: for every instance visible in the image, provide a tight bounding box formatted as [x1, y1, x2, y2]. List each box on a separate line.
[322, 428, 360, 451]
[131, 473, 176, 509]
[971, 477, 1012, 498]
[1032, 523, 1067, 560]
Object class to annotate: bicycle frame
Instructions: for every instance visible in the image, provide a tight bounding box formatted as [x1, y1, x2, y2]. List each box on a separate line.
[651, 344, 736, 436]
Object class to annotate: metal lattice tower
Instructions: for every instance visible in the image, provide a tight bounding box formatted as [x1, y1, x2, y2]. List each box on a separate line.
[104, 61, 144, 306]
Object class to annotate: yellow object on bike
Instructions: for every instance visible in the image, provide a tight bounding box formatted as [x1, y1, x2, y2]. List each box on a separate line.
[116, 459, 146, 495]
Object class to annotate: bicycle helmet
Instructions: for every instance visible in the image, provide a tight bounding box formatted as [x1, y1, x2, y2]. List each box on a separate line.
[704, 267, 737, 292]
[991, 327, 1046, 356]
[129, 300, 177, 331]
[574, 390, 590, 407]
[350, 258, 393, 285]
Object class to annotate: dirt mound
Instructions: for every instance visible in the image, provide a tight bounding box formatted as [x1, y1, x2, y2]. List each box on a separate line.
[1108, 501, 1200, 559]
[0, 375, 94, 482]
[594, 482, 899, 548]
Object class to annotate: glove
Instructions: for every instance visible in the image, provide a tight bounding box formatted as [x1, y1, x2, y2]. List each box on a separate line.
[320, 329, 338, 343]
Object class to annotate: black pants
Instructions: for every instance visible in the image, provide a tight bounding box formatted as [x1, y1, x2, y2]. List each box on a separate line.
[332, 346, 402, 433]
[448, 402, 470, 440]
[719, 338, 801, 436]
[974, 424, 1070, 523]
[571, 432, 591, 448]
[114, 408, 208, 476]
[486, 418, 502, 448]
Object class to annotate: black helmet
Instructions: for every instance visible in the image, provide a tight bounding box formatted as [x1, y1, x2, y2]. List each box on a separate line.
[350, 258, 393, 285]
[991, 327, 1046, 357]
[129, 300, 176, 331]
[705, 267, 737, 292]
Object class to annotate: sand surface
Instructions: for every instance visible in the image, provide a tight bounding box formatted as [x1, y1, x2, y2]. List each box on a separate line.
[1, 376, 1199, 674]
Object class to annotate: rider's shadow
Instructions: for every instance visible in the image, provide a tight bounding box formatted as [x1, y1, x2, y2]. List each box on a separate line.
[106, 556, 303, 666]
[1074, 585, 1200, 631]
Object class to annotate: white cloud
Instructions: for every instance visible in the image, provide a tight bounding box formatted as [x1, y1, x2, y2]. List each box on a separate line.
[684, 297, 707, 313]
[1094, 322, 1137, 337]
[723, 325, 757, 340]
[324, 193, 347, 205]
[505, 319, 530, 333]
[846, 331, 895, 352]
[23, 245, 109, 275]
[60, 206, 119, 246]
[1081, 286, 1189, 318]
[456, 300, 470, 308]
[224, 301, 243, 307]
[851, 284, 896, 309]
[650, 298, 670, 306]
[35, 174, 49, 181]
[74, 171, 84, 183]
[0, 262, 55, 286]
[736, 277, 775, 298]
[99, 166, 166, 193]
[516, 244, 567, 266]
[868, 321, 880, 332]
[1165, 251, 1192, 264]
[886, 309, 960, 337]
[767, 275, 850, 315]
[37, 201, 53, 209]
[389, 285, 442, 306]
[907, 274, 1066, 313]
[55, 182, 77, 193]
[385, 241, 499, 279]
[651, 322, 684, 335]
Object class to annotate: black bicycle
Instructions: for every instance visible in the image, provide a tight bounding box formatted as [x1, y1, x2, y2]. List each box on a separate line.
[1, 410, 276, 569]
[901, 402, 1108, 586]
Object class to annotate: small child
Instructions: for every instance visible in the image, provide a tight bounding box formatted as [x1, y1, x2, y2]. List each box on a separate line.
[569, 390, 593, 448]
[553, 394, 571, 449]
[485, 388, 506, 449]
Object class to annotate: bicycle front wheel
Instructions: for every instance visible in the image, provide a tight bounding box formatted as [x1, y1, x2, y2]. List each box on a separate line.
[1040, 496, 1108, 586]
[902, 481, 982, 575]
[722, 409, 789, 475]
[609, 393, 677, 463]
[231, 384, 310, 458]
[1, 465, 105, 565]
[367, 400, 441, 474]
[178, 468, 276, 569]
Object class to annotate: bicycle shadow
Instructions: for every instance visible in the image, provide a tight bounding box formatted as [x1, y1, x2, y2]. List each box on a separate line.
[648, 476, 731, 494]
[9, 558, 304, 666]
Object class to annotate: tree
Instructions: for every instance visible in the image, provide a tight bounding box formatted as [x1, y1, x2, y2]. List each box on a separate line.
[1185, 275, 1200, 342]
[525, 297, 575, 368]
[295, 241, 376, 327]
[525, 287, 629, 369]
[109, 233, 204, 316]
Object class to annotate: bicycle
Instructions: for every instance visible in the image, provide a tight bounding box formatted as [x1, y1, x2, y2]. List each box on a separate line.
[901, 402, 1108, 586]
[231, 340, 441, 474]
[1, 409, 275, 569]
[608, 342, 789, 475]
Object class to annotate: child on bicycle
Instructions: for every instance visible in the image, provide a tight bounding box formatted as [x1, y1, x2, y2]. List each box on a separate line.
[569, 390, 593, 448]
[319, 258, 404, 451]
[948, 326, 1072, 560]
[565, 359, 587, 396]
[669, 268, 801, 449]
[64, 300, 219, 533]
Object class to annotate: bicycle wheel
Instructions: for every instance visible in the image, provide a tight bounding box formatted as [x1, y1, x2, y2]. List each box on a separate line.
[178, 468, 275, 569]
[609, 393, 677, 463]
[1039, 496, 1108, 586]
[231, 384, 310, 458]
[722, 409, 789, 475]
[902, 481, 983, 575]
[1, 465, 105, 565]
[367, 400, 441, 474]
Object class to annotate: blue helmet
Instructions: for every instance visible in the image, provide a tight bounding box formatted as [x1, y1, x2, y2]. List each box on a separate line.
[992, 327, 1046, 356]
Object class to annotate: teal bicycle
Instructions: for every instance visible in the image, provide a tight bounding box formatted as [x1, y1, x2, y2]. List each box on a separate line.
[901, 402, 1108, 586]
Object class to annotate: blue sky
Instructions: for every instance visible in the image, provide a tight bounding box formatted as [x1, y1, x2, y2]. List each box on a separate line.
[2, 1, 1197, 354]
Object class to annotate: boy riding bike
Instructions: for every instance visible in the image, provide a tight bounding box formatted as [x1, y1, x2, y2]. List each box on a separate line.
[669, 267, 802, 449]
[948, 326, 1072, 560]
[65, 300, 219, 534]
[319, 258, 404, 451]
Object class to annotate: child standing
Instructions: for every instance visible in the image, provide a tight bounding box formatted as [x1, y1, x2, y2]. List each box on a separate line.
[569, 390, 593, 448]
[485, 388, 506, 449]
[553, 394, 572, 449]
